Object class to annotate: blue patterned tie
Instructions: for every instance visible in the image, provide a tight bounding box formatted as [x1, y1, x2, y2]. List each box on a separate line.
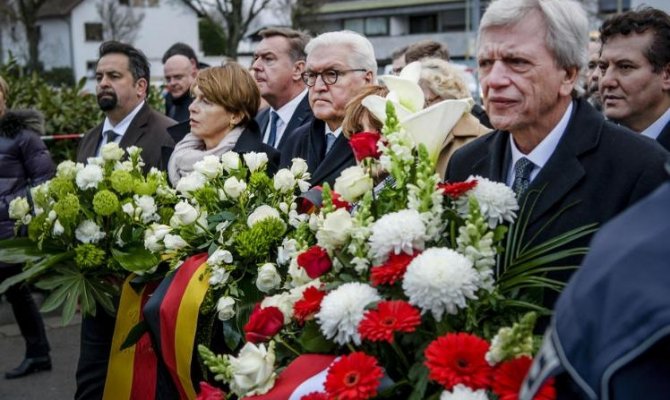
[512, 157, 535, 195]
[267, 111, 279, 148]
[325, 132, 336, 154]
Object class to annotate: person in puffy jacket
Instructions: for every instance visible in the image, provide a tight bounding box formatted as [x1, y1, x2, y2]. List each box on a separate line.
[0, 75, 56, 379]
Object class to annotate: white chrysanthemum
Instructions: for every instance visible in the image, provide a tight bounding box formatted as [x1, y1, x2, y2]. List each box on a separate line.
[402, 248, 479, 320]
[440, 384, 489, 400]
[100, 142, 125, 161]
[243, 152, 268, 173]
[75, 164, 103, 190]
[75, 220, 106, 243]
[456, 176, 519, 228]
[368, 209, 427, 263]
[316, 282, 380, 345]
[56, 160, 78, 179]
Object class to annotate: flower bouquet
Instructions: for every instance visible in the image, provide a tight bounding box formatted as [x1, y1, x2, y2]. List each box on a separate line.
[0, 143, 178, 322]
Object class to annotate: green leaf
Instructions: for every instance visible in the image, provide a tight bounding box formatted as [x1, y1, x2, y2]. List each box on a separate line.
[222, 320, 242, 351]
[297, 322, 335, 353]
[0, 237, 49, 263]
[0, 251, 72, 294]
[120, 321, 149, 350]
[407, 363, 429, 400]
[111, 246, 160, 273]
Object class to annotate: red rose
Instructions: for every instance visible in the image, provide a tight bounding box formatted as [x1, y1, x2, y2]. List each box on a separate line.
[243, 304, 284, 343]
[349, 132, 382, 162]
[196, 382, 226, 400]
[293, 286, 327, 324]
[492, 356, 555, 400]
[297, 245, 332, 279]
[438, 180, 478, 199]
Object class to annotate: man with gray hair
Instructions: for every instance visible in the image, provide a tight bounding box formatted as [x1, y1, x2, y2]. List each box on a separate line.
[280, 30, 376, 186]
[446, 0, 668, 311]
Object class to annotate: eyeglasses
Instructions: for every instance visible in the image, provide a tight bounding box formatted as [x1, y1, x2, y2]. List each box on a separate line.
[301, 69, 367, 87]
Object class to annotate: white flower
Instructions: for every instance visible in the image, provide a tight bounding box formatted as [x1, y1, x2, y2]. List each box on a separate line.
[47, 210, 56, 222]
[316, 208, 353, 250]
[216, 296, 236, 321]
[135, 195, 159, 223]
[75, 220, 106, 244]
[170, 200, 199, 227]
[456, 176, 519, 228]
[243, 152, 268, 173]
[86, 156, 104, 166]
[52, 220, 64, 236]
[208, 248, 233, 266]
[163, 233, 189, 250]
[256, 263, 281, 293]
[247, 205, 282, 228]
[368, 209, 427, 263]
[144, 224, 171, 252]
[333, 165, 373, 203]
[287, 258, 312, 287]
[194, 155, 222, 178]
[175, 172, 207, 194]
[277, 238, 298, 266]
[127, 146, 142, 158]
[297, 179, 310, 193]
[209, 266, 231, 286]
[290, 158, 309, 177]
[402, 248, 479, 320]
[261, 293, 295, 323]
[122, 202, 136, 217]
[228, 341, 277, 397]
[440, 385, 489, 400]
[8, 197, 30, 222]
[316, 282, 380, 345]
[100, 142, 125, 161]
[223, 176, 247, 199]
[220, 151, 241, 172]
[56, 160, 78, 179]
[273, 169, 295, 192]
[75, 164, 103, 190]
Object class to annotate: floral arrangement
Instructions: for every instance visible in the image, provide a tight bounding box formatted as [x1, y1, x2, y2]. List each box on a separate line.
[0, 143, 178, 322]
[196, 63, 594, 399]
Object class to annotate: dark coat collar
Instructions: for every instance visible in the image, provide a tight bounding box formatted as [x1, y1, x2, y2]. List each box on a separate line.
[0, 109, 45, 137]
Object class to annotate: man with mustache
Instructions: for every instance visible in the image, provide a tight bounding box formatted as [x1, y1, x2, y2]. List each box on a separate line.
[599, 7, 670, 151]
[77, 41, 175, 172]
[74, 41, 174, 400]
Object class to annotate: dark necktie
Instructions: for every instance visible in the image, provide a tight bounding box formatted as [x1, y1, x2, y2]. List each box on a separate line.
[325, 132, 336, 154]
[104, 130, 119, 144]
[512, 157, 535, 195]
[267, 111, 280, 148]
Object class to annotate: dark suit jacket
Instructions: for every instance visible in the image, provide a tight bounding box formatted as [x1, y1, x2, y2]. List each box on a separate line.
[446, 98, 669, 305]
[657, 120, 670, 151]
[280, 118, 356, 188]
[77, 103, 176, 172]
[255, 95, 313, 152]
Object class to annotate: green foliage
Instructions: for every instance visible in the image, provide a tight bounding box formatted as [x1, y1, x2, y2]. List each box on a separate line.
[199, 19, 228, 56]
[234, 218, 286, 261]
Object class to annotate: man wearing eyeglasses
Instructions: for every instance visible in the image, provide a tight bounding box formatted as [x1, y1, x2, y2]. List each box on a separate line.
[252, 28, 314, 151]
[280, 30, 376, 187]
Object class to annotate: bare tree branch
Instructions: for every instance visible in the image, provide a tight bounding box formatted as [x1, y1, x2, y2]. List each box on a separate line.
[97, 0, 145, 43]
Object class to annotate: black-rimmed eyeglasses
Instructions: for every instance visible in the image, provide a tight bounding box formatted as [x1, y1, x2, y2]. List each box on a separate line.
[301, 69, 367, 87]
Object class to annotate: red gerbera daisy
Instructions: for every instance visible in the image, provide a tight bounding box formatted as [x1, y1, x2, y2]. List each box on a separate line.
[492, 356, 555, 400]
[324, 352, 384, 400]
[293, 286, 327, 324]
[370, 252, 417, 286]
[424, 332, 492, 390]
[359, 300, 422, 343]
[438, 180, 478, 199]
[300, 392, 328, 400]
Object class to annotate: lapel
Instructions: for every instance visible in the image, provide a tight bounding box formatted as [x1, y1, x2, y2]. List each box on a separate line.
[310, 131, 355, 186]
[467, 129, 509, 183]
[279, 95, 313, 149]
[656, 120, 670, 151]
[232, 122, 264, 153]
[118, 103, 151, 149]
[255, 108, 270, 136]
[79, 122, 104, 160]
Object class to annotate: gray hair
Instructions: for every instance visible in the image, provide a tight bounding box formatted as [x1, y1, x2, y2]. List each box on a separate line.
[306, 30, 377, 82]
[420, 58, 470, 100]
[479, 0, 588, 96]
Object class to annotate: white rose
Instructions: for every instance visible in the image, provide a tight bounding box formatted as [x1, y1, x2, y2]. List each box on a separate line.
[135, 195, 158, 223]
[290, 158, 308, 177]
[333, 165, 373, 202]
[220, 151, 241, 172]
[243, 152, 268, 173]
[316, 208, 353, 249]
[223, 177, 247, 199]
[194, 155, 222, 178]
[75, 220, 106, 244]
[209, 266, 231, 286]
[8, 197, 30, 221]
[175, 172, 207, 194]
[247, 205, 282, 228]
[170, 201, 199, 227]
[216, 296, 236, 321]
[100, 142, 125, 161]
[208, 248, 233, 266]
[256, 263, 281, 293]
[228, 342, 277, 397]
[273, 169, 295, 192]
[163, 233, 189, 250]
[52, 220, 64, 236]
[75, 164, 104, 190]
[56, 160, 78, 179]
[149, 224, 172, 241]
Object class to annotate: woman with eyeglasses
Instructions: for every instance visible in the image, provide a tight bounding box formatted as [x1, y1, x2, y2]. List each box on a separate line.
[419, 58, 491, 179]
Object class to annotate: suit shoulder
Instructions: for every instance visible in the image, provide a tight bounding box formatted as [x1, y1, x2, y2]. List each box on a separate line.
[599, 121, 669, 165]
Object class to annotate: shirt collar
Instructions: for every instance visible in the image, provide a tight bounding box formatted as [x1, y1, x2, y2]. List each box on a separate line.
[102, 101, 145, 137]
[273, 89, 308, 125]
[325, 123, 342, 138]
[640, 106, 670, 140]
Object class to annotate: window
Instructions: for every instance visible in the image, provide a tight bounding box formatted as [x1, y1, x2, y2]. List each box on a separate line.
[598, 0, 630, 13]
[84, 23, 103, 42]
[409, 15, 437, 34]
[131, 0, 159, 6]
[344, 18, 364, 34]
[119, 0, 129, 5]
[86, 61, 97, 79]
[343, 17, 388, 36]
[440, 9, 466, 32]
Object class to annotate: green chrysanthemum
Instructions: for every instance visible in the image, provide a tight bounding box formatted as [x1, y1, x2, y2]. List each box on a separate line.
[248, 171, 273, 191]
[53, 193, 80, 222]
[193, 187, 219, 210]
[93, 190, 120, 216]
[75, 244, 106, 270]
[110, 170, 134, 194]
[49, 177, 76, 199]
[27, 213, 47, 241]
[134, 179, 158, 196]
[234, 217, 286, 261]
[158, 207, 174, 224]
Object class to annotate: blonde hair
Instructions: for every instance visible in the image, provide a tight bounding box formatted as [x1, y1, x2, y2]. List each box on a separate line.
[193, 62, 260, 125]
[0, 75, 9, 98]
[342, 85, 389, 138]
[419, 58, 470, 100]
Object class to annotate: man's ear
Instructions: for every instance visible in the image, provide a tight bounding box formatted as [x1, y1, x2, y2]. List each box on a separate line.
[136, 77, 149, 98]
[559, 66, 579, 97]
[292, 60, 306, 81]
[364, 69, 374, 84]
[660, 63, 670, 91]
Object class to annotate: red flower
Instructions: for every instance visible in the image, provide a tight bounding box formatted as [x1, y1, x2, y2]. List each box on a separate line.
[358, 300, 421, 343]
[424, 332, 492, 390]
[297, 245, 332, 279]
[438, 180, 478, 199]
[196, 382, 226, 400]
[492, 356, 555, 400]
[243, 304, 284, 343]
[349, 131, 382, 162]
[330, 191, 352, 210]
[300, 392, 328, 400]
[325, 352, 384, 400]
[293, 286, 327, 324]
[370, 252, 417, 286]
